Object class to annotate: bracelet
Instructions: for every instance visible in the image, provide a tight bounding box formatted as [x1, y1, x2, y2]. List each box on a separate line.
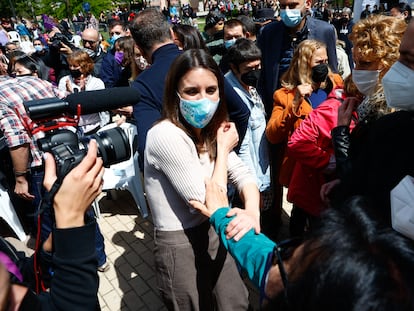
[14, 170, 28, 177]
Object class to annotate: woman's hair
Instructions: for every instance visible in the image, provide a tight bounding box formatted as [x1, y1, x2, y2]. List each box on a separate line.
[67, 49, 94, 75]
[349, 15, 406, 80]
[12, 54, 49, 80]
[281, 39, 329, 90]
[172, 24, 207, 51]
[114, 36, 136, 67]
[266, 196, 414, 310]
[227, 38, 261, 68]
[162, 49, 228, 158]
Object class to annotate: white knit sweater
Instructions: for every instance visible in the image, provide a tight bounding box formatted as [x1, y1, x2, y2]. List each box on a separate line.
[144, 120, 255, 231]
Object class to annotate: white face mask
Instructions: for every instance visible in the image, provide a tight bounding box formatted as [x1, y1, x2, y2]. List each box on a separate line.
[382, 61, 414, 111]
[352, 69, 381, 96]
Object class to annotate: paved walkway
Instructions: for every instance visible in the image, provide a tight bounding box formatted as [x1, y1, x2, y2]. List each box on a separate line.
[96, 190, 292, 311]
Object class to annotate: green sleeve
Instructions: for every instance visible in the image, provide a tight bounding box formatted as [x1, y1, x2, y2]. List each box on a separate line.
[210, 207, 276, 289]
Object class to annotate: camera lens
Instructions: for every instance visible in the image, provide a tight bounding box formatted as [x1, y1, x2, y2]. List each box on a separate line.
[88, 127, 130, 166]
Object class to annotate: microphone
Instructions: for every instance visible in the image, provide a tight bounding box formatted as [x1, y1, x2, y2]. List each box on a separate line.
[24, 87, 140, 120]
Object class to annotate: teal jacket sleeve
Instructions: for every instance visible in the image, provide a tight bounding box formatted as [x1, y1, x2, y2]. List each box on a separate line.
[210, 207, 276, 289]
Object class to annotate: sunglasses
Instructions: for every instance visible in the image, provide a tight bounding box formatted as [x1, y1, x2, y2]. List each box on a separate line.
[272, 238, 303, 292]
[81, 39, 97, 46]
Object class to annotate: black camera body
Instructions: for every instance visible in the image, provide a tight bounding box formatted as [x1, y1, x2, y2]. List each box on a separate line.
[50, 32, 75, 50]
[38, 128, 130, 180]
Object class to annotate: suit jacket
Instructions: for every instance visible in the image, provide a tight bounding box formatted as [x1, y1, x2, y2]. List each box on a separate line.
[257, 17, 338, 115]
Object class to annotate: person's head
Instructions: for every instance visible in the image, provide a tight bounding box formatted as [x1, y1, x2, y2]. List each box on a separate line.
[281, 39, 329, 89]
[228, 38, 262, 88]
[365, 4, 370, 10]
[341, 7, 352, 21]
[162, 49, 227, 156]
[129, 8, 173, 63]
[390, 3, 412, 23]
[278, 0, 312, 28]
[109, 20, 129, 42]
[1, 17, 13, 32]
[350, 15, 406, 96]
[81, 28, 100, 56]
[263, 196, 414, 310]
[114, 36, 136, 67]
[5, 42, 20, 57]
[33, 39, 45, 53]
[204, 11, 225, 35]
[172, 24, 207, 51]
[67, 49, 94, 78]
[382, 20, 414, 110]
[10, 54, 48, 79]
[223, 19, 247, 49]
[237, 15, 257, 41]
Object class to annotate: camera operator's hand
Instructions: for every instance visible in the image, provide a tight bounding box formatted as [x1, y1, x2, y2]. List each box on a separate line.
[59, 42, 73, 55]
[43, 140, 104, 229]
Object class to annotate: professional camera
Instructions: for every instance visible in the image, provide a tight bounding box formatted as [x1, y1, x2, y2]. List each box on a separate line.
[37, 127, 130, 179]
[23, 87, 141, 179]
[50, 32, 75, 50]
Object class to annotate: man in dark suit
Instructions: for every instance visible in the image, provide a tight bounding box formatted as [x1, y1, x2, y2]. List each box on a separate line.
[256, 0, 338, 239]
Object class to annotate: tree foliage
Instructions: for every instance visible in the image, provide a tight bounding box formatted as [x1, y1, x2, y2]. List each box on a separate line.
[0, 0, 115, 20]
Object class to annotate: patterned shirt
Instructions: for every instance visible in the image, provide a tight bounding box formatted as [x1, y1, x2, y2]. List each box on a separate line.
[0, 76, 67, 167]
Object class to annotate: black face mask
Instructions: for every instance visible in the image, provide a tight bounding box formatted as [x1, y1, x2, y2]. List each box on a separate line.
[341, 17, 349, 24]
[241, 69, 261, 87]
[311, 64, 328, 83]
[70, 69, 82, 79]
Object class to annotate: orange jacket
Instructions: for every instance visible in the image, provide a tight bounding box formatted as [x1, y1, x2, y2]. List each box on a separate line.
[265, 73, 343, 186]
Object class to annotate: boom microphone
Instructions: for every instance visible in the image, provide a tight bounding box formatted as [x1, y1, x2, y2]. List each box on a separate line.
[24, 87, 140, 120]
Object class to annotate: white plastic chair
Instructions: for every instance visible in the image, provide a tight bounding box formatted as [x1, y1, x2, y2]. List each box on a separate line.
[7, 31, 21, 44]
[98, 122, 148, 218]
[0, 183, 26, 241]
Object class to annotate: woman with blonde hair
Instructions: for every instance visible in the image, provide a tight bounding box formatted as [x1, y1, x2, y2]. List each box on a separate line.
[266, 39, 343, 237]
[322, 15, 407, 225]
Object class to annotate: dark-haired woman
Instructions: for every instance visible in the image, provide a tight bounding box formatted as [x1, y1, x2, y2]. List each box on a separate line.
[144, 49, 260, 310]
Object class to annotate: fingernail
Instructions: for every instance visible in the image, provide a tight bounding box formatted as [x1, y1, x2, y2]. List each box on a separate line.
[43, 153, 48, 160]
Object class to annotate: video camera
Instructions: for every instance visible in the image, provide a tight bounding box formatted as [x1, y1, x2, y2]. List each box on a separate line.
[23, 87, 140, 179]
[50, 32, 76, 50]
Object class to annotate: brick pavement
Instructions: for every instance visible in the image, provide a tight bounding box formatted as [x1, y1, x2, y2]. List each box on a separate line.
[96, 190, 292, 311]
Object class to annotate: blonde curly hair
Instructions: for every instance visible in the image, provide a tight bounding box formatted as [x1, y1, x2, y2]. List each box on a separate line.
[349, 15, 406, 80]
[281, 39, 330, 90]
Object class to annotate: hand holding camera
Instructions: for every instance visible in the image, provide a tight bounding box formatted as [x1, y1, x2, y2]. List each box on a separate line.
[43, 140, 104, 228]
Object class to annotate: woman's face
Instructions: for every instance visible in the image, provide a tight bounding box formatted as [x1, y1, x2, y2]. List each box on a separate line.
[177, 67, 219, 102]
[14, 62, 33, 76]
[68, 62, 82, 72]
[310, 47, 328, 68]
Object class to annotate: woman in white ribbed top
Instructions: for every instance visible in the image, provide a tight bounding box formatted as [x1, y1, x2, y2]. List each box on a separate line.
[144, 49, 260, 310]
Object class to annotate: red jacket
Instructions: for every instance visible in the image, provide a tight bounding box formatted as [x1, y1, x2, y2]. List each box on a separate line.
[286, 88, 345, 216]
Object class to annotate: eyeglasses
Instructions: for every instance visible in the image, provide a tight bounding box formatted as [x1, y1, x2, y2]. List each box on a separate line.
[81, 39, 97, 46]
[272, 238, 303, 293]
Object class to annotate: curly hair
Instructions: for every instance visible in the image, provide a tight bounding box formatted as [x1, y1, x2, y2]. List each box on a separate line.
[281, 39, 329, 90]
[349, 15, 406, 80]
[67, 50, 94, 75]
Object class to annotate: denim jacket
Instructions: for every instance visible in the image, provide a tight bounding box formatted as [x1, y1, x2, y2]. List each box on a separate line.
[225, 71, 270, 192]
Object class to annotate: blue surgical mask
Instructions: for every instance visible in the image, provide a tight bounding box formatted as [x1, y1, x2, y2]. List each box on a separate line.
[280, 5, 305, 27]
[34, 45, 43, 52]
[111, 34, 121, 42]
[224, 38, 237, 49]
[178, 95, 220, 128]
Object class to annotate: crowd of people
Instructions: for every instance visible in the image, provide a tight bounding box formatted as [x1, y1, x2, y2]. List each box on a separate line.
[1, 1, 414, 310]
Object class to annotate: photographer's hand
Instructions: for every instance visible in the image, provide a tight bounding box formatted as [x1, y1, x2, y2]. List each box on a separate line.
[59, 42, 73, 55]
[43, 140, 104, 229]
